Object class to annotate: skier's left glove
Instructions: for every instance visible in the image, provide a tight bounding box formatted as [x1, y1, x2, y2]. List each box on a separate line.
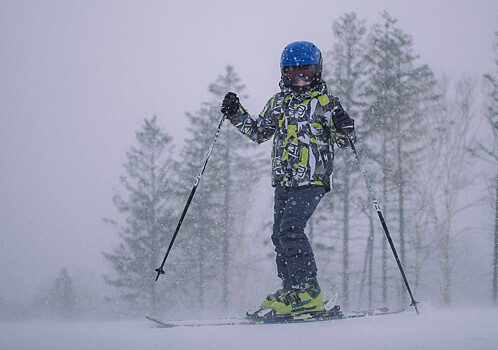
[332, 108, 354, 135]
[221, 92, 240, 117]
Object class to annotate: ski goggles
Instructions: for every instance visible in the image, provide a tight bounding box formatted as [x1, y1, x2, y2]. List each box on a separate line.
[283, 65, 316, 84]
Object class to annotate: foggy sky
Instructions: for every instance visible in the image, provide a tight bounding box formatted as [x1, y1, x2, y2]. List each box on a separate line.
[1, 0, 497, 302]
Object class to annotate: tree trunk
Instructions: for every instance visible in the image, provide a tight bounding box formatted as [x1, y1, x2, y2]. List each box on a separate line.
[397, 134, 406, 304]
[443, 184, 452, 305]
[222, 129, 231, 308]
[382, 139, 388, 304]
[368, 210, 375, 310]
[342, 164, 351, 309]
[199, 238, 205, 308]
[358, 201, 375, 310]
[493, 165, 498, 305]
[443, 225, 451, 304]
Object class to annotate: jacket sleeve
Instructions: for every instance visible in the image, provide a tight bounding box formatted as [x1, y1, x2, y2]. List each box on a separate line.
[325, 96, 356, 148]
[226, 96, 277, 144]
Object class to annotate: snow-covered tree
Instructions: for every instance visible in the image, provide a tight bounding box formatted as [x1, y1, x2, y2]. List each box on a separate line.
[361, 12, 437, 305]
[484, 32, 498, 305]
[470, 31, 498, 305]
[175, 66, 264, 312]
[322, 11, 367, 310]
[417, 76, 477, 305]
[103, 117, 177, 315]
[47, 269, 75, 319]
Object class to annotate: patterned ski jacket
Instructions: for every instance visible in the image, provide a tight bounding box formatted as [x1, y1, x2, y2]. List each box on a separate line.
[227, 81, 355, 192]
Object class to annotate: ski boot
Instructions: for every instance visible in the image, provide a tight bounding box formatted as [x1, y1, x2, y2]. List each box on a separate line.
[270, 277, 325, 316]
[260, 283, 292, 309]
[246, 283, 291, 319]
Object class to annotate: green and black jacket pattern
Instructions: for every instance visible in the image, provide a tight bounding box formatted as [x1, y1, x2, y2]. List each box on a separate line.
[227, 81, 355, 192]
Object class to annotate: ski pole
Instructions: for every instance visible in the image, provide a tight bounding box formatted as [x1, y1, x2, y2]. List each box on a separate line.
[155, 113, 228, 281]
[347, 134, 419, 314]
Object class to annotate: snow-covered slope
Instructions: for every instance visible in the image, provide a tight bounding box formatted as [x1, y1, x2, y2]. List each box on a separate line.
[1, 306, 497, 350]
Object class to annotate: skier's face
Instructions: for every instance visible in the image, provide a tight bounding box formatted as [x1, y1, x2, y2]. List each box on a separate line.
[293, 79, 312, 87]
[285, 65, 315, 86]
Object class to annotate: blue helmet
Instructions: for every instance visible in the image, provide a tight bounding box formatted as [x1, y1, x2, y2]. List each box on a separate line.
[280, 41, 323, 88]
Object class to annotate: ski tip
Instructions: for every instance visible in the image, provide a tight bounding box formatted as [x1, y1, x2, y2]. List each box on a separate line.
[145, 316, 175, 328]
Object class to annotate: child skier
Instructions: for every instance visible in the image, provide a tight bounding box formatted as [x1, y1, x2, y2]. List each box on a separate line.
[221, 41, 355, 316]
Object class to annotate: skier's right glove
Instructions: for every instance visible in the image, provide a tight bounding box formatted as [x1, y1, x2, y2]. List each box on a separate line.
[221, 92, 240, 117]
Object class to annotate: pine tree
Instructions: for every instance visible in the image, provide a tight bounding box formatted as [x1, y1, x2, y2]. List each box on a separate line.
[47, 269, 75, 319]
[362, 12, 437, 305]
[323, 12, 367, 310]
[485, 32, 498, 306]
[471, 31, 498, 305]
[411, 76, 445, 295]
[173, 106, 222, 312]
[176, 66, 263, 312]
[103, 117, 176, 315]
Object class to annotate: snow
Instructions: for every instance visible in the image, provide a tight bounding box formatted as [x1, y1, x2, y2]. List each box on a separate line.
[1, 307, 498, 350]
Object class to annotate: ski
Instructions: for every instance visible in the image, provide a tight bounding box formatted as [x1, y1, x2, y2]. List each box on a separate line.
[146, 306, 405, 328]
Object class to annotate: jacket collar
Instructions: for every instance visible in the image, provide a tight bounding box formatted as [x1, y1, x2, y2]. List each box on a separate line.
[279, 80, 328, 100]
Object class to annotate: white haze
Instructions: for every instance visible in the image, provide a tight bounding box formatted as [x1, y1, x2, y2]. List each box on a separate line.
[2, 307, 498, 350]
[0, 0, 497, 322]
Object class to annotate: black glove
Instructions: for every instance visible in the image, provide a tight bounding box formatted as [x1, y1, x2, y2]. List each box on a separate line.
[332, 108, 354, 135]
[221, 92, 240, 117]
